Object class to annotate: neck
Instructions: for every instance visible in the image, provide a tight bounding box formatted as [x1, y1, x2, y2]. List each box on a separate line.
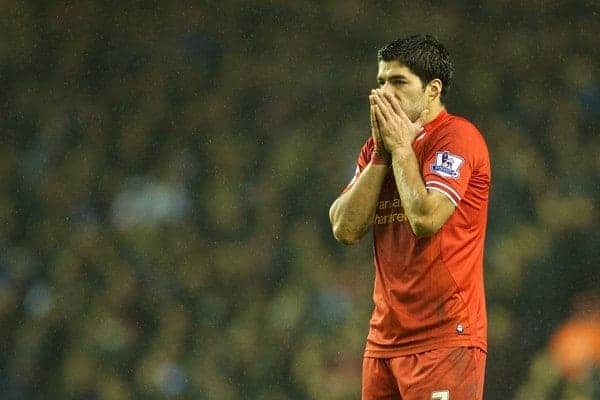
[422, 100, 445, 125]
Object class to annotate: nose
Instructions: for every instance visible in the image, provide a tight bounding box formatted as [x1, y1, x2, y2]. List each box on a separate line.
[381, 82, 395, 96]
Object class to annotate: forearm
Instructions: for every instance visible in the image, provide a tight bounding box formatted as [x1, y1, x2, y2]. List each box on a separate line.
[390, 148, 433, 236]
[329, 163, 388, 244]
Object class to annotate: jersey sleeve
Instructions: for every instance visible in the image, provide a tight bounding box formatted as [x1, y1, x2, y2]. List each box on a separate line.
[422, 127, 479, 206]
[342, 138, 373, 194]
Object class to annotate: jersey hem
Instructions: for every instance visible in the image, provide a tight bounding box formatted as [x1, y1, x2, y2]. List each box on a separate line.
[364, 337, 487, 358]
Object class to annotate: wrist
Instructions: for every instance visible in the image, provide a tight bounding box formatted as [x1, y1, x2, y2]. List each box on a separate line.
[390, 146, 414, 161]
[371, 145, 391, 165]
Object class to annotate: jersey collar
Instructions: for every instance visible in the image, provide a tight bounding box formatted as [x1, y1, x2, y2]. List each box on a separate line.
[417, 108, 450, 141]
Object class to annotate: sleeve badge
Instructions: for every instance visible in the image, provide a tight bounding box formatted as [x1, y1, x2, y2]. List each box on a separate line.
[430, 151, 464, 179]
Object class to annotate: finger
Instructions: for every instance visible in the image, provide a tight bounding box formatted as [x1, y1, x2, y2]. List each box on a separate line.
[372, 94, 391, 122]
[380, 92, 412, 125]
[370, 105, 378, 130]
[373, 105, 387, 128]
[376, 91, 406, 126]
[414, 109, 430, 128]
[369, 94, 376, 107]
[370, 106, 382, 144]
[375, 90, 395, 112]
[382, 92, 410, 122]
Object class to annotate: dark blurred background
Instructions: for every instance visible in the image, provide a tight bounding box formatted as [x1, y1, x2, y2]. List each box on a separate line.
[1, 1, 598, 399]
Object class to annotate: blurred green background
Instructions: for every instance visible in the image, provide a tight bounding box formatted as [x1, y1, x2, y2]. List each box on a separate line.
[1, 1, 598, 399]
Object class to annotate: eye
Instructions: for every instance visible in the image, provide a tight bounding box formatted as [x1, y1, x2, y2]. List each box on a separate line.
[377, 80, 385, 86]
[392, 80, 405, 86]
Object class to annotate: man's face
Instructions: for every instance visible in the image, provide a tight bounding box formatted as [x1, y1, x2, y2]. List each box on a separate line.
[376, 60, 429, 122]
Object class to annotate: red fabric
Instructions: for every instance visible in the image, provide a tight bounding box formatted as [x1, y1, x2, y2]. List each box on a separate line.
[362, 347, 486, 400]
[347, 109, 491, 357]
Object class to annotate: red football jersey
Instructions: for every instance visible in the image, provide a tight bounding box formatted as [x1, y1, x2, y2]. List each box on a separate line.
[346, 109, 491, 357]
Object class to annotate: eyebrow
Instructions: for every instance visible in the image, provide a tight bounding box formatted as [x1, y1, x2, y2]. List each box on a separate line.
[377, 74, 408, 81]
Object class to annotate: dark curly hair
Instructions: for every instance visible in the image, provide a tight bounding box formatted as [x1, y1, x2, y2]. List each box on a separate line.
[377, 35, 454, 98]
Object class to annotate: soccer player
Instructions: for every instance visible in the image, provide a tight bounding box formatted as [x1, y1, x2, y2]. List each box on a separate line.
[329, 35, 490, 400]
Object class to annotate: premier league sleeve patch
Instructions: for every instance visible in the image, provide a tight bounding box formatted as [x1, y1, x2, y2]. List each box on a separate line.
[430, 151, 464, 179]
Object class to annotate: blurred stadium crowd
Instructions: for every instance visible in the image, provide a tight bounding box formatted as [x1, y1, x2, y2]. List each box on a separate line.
[0, 1, 598, 399]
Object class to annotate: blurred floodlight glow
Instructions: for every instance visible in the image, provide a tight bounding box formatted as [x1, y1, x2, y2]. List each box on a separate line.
[24, 282, 53, 317]
[153, 361, 187, 397]
[111, 177, 190, 230]
[94, 317, 131, 353]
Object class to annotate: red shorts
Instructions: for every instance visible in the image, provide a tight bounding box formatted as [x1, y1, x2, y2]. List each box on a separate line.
[362, 347, 486, 400]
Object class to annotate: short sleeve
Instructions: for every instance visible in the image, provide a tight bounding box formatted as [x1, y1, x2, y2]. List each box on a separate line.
[342, 138, 373, 193]
[422, 128, 479, 206]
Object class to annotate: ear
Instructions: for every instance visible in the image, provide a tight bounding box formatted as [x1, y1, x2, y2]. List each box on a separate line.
[426, 78, 443, 100]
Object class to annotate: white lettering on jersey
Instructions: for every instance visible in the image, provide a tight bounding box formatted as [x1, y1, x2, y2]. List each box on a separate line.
[431, 390, 450, 400]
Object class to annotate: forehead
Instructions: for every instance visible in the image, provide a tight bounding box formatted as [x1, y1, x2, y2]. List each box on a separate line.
[377, 60, 417, 80]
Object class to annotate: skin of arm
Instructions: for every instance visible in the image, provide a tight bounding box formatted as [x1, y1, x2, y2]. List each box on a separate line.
[390, 148, 455, 237]
[329, 162, 388, 245]
[372, 90, 456, 237]
[329, 100, 390, 245]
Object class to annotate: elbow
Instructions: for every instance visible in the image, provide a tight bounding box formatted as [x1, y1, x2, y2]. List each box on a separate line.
[409, 216, 440, 238]
[329, 201, 362, 245]
[332, 223, 362, 245]
[412, 226, 436, 238]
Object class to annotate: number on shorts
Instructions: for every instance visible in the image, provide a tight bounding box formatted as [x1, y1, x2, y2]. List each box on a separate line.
[431, 390, 449, 400]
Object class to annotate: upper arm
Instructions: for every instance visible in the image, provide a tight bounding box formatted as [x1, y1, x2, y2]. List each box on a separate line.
[329, 138, 376, 243]
[331, 139, 372, 219]
[421, 122, 481, 207]
[414, 122, 485, 236]
[339, 138, 374, 194]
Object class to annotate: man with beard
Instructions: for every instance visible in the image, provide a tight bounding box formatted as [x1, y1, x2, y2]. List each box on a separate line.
[329, 35, 491, 400]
